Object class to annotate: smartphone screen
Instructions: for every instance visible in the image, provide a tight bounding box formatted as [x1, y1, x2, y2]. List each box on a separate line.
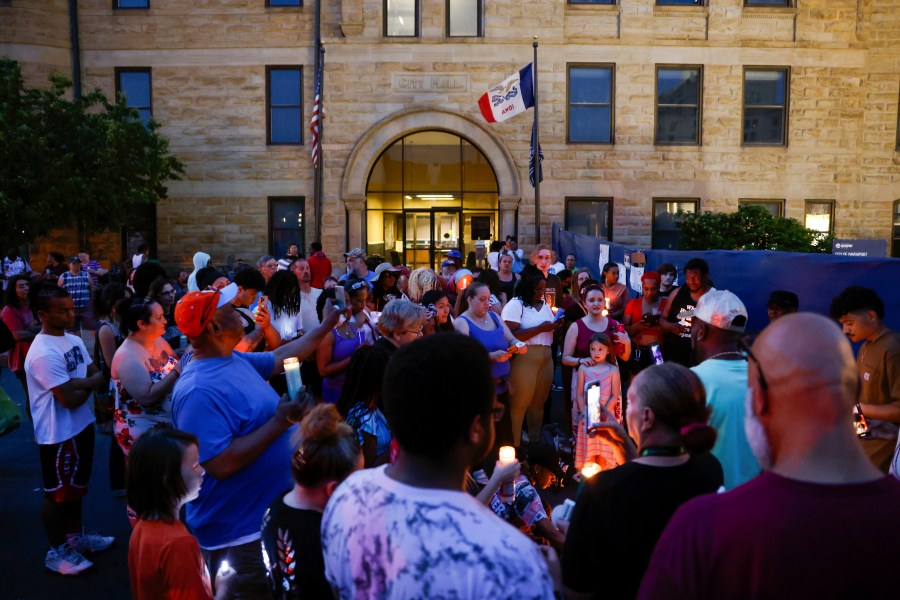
[334, 286, 346, 310]
[650, 342, 664, 365]
[586, 382, 602, 430]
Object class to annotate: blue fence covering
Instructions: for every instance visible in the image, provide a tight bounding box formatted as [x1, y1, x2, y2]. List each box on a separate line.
[552, 223, 900, 334]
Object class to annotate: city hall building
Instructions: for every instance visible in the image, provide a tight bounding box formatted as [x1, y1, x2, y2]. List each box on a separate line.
[3, 0, 900, 271]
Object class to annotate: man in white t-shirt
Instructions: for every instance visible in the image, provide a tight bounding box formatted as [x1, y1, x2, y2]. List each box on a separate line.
[25, 285, 113, 576]
[291, 257, 324, 397]
[322, 334, 557, 599]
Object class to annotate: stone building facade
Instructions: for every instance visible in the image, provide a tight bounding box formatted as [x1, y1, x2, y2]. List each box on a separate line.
[2, 0, 899, 271]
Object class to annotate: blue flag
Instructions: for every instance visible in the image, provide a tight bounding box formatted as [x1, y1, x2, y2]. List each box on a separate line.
[529, 121, 543, 188]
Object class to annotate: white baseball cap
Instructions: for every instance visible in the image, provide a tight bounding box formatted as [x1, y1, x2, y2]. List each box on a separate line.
[678, 290, 748, 333]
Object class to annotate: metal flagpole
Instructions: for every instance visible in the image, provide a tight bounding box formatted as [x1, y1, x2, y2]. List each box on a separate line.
[316, 45, 325, 245]
[533, 37, 540, 244]
[313, 0, 323, 244]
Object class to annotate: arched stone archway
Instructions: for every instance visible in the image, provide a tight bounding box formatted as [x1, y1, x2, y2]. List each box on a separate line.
[341, 107, 521, 251]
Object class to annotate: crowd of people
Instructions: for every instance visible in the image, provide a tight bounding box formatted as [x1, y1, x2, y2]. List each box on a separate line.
[2, 237, 899, 598]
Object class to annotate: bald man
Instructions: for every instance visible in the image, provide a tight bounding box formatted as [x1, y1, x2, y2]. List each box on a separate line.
[638, 313, 900, 600]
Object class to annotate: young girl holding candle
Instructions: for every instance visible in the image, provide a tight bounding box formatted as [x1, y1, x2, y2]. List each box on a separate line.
[573, 332, 622, 471]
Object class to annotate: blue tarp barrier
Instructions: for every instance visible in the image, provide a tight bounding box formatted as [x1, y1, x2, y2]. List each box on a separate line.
[552, 223, 900, 334]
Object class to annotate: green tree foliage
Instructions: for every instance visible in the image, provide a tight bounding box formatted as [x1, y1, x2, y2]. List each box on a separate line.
[675, 205, 832, 253]
[0, 58, 184, 248]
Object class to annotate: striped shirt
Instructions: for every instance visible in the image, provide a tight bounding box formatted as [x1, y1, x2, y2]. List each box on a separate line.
[60, 271, 91, 308]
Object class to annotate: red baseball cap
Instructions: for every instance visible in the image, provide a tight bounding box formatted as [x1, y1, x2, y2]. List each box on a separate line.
[175, 283, 238, 338]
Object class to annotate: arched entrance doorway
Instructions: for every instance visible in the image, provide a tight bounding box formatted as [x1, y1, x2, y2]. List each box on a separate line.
[365, 131, 499, 270]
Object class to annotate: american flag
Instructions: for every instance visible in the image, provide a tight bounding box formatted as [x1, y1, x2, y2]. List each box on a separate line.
[310, 57, 323, 168]
[529, 121, 543, 188]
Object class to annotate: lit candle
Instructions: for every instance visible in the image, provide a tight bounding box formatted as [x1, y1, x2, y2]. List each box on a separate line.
[498, 446, 517, 504]
[283, 357, 303, 403]
[602, 296, 610, 317]
[581, 462, 602, 479]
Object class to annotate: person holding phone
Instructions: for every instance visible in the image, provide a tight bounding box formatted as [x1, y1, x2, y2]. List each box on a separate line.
[574, 333, 622, 471]
[455, 282, 522, 448]
[623, 272, 667, 375]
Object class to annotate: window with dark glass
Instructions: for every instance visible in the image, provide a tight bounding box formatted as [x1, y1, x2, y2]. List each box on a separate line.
[652, 199, 698, 250]
[743, 68, 789, 146]
[115, 0, 149, 8]
[657, 0, 702, 6]
[266, 67, 302, 145]
[569, 0, 615, 4]
[385, 0, 417, 36]
[269, 197, 305, 257]
[267, 0, 301, 6]
[892, 201, 900, 258]
[565, 198, 613, 240]
[567, 65, 614, 144]
[804, 200, 834, 236]
[739, 199, 784, 218]
[115, 68, 152, 127]
[448, 0, 480, 36]
[744, 0, 790, 6]
[656, 66, 702, 145]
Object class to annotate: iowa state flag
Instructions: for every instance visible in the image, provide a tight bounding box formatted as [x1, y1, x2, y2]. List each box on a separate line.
[478, 64, 535, 123]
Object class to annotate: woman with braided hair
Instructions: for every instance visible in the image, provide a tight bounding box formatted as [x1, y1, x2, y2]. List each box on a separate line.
[263, 270, 304, 347]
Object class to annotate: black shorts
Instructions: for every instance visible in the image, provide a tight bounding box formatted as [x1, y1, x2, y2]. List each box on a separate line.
[39, 424, 95, 502]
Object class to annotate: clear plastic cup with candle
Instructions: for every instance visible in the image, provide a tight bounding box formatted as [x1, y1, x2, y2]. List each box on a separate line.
[283, 357, 303, 403]
[498, 446, 517, 504]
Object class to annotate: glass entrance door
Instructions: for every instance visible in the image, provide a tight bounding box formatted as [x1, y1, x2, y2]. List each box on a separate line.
[403, 210, 461, 271]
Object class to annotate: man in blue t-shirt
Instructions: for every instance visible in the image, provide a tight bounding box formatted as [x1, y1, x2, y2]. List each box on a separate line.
[338, 247, 377, 286]
[171, 283, 340, 598]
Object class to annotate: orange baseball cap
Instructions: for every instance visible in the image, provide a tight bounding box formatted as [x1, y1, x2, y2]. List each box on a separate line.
[175, 283, 238, 338]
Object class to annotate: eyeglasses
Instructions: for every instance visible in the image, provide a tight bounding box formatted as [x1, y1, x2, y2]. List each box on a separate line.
[400, 326, 424, 336]
[737, 338, 768, 391]
[264, 262, 278, 269]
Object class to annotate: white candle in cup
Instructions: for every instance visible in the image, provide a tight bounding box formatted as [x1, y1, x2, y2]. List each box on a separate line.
[581, 461, 602, 479]
[283, 357, 303, 403]
[498, 446, 517, 504]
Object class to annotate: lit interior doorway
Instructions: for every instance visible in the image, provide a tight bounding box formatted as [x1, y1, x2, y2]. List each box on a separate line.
[366, 131, 499, 271]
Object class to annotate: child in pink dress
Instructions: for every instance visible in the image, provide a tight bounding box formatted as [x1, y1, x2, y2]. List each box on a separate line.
[573, 332, 622, 471]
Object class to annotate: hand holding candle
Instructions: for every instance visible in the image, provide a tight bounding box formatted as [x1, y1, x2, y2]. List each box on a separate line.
[283, 357, 304, 403]
[497, 446, 518, 504]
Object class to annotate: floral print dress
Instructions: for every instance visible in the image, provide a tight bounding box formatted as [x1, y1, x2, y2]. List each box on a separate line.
[114, 354, 178, 455]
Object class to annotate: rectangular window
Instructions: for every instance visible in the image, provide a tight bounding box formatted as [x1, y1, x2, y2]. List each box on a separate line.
[743, 68, 789, 146]
[114, 0, 149, 8]
[739, 199, 784, 218]
[269, 197, 305, 258]
[657, 0, 703, 5]
[804, 200, 834, 235]
[567, 65, 614, 144]
[656, 66, 702, 145]
[448, 0, 480, 37]
[385, 0, 417, 37]
[744, 0, 790, 6]
[267, 0, 302, 5]
[115, 68, 152, 127]
[266, 66, 302, 145]
[565, 198, 613, 240]
[569, 0, 616, 4]
[892, 201, 900, 258]
[652, 199, 698, 250]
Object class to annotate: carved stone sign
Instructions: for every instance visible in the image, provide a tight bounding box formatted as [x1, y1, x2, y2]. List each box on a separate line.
[392, 73, 469, 93]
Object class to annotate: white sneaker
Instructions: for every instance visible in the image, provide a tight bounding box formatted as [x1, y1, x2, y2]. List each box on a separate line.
[67, 531, 115, 554]
[45, 544, 93, 575]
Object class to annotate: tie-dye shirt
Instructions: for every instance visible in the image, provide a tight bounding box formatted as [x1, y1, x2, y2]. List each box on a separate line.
[322, 465, 555, 600]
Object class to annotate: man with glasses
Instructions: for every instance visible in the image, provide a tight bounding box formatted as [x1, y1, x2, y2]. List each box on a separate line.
[683, 290, 760, 490]
[639, 313, 900, 599]
[322, 334, 556, 598]
[256, 255, 279, 285]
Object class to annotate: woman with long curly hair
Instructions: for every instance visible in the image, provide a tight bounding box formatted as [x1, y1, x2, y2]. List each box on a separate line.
[406, 267, 441, 304]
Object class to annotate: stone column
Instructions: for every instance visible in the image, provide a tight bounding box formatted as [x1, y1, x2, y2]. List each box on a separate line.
[343, 197, 366, 252]
[499, 197, 520, 238]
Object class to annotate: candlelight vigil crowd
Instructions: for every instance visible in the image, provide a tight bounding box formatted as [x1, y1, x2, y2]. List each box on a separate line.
[2, 239, 900, 599]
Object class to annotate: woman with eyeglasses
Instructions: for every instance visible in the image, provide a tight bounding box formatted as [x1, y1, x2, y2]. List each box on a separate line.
[374, 299, 427, 355]
[111, 300, 180, 455]
[316, 283, 371, 406]
[455, 282, 520, 448]
[561, 363, 722, 600]
[147, 277, 181, 351]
